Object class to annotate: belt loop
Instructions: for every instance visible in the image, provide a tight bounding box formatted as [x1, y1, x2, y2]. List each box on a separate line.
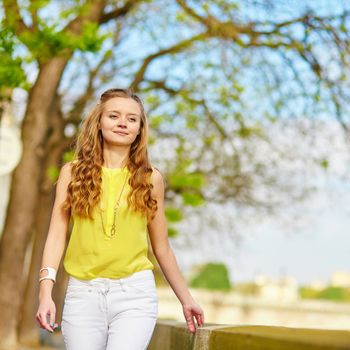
[104, 278, 109, 290]
[120, 279, 126, 292]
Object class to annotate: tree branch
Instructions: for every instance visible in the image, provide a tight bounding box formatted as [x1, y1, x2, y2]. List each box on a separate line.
[141, 79, 231, 140]
[130, 32, 208, 91]
[62, 0, 106, 36]
[2, 0, 32, 34]
[65, 48, 113, 125]
[28, 0, 39, 31]
[99, 0, 143, 24]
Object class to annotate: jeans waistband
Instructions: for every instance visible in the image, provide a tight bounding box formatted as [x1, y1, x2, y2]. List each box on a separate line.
[68, 269, 154, 288]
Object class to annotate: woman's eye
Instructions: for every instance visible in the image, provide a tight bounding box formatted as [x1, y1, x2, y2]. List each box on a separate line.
[109, 115, 117, 119]
[129, 118, 136, 122]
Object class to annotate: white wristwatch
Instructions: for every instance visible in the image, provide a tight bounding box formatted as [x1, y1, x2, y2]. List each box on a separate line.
[39, 267, 57, 283]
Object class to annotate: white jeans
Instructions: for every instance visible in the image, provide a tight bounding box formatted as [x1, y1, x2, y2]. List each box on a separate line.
[61, 269, 158, 350]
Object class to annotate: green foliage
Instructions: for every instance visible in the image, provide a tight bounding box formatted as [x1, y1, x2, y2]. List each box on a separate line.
[167, 226, 179, 238]
[319, 158, 329, 170]
[145, 95, 160, 105]
[167, 140, 206, 208]
[149, 115, 165, 129]
[165, 207, 183, 222]
[181, 192, 204, 206]
[78, 22, 109, 52]
[185, 113, 198, 129]
[18, 22, 109, 61]
[319, 287, 346, 301]
[168, 172, 205, 190]
[299, 286, 320, 299]
[234, 112, 265, 138]
[0, 27, 27, 91]
[63, 150, 75, 163]
[203, 135, 216, 146]
[299, 286, 350, 302]
[236, 124, 264, 138]
[46, 165, 60, 182]
[189, 262, 232, 291]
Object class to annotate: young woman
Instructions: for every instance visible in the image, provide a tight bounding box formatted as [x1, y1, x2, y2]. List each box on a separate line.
[36, 88, 205, 349]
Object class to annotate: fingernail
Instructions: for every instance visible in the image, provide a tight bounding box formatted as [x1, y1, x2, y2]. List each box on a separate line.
[51, 322, 55, 327]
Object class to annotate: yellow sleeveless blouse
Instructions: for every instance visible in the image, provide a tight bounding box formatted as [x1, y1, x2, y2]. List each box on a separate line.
[63, 166, 154, 280]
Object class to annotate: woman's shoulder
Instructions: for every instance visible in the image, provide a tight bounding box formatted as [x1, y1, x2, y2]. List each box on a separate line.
[54, 161, 73, 188]
[150, 165, 163, 178]
[63, 160, 79, 171]
[58, 161, 76, 181]
[150, 166, 165, 188]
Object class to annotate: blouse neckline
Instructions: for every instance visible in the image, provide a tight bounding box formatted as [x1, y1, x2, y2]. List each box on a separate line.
[101, 165, 129, 173]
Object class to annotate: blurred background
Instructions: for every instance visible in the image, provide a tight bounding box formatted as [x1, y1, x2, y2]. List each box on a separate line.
[0, 0, 350, 349]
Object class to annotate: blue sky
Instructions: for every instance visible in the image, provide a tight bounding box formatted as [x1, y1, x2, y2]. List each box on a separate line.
[232, 198, 350, 285]
[171, 185, 350, 286]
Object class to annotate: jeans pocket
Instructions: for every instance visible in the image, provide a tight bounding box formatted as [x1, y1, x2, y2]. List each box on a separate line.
[65, 284, 91, 299]
[127, 279, 157, 294]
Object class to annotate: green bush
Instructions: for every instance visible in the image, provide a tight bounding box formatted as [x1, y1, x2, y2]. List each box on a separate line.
[299, 286, 350, 302]
[319, 287, 345, 301]
[189, 262, 232, 291]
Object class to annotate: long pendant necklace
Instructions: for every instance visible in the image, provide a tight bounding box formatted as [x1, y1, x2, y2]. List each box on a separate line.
[99, 172, 128, 239]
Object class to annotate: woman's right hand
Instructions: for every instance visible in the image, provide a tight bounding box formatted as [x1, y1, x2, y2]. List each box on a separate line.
[36, 296, 58, 333]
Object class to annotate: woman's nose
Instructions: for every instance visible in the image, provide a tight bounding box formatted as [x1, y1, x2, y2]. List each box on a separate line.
[117, 117, 127, 127]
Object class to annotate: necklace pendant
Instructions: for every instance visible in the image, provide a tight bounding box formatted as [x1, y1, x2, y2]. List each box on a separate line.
[110, 225, 116, 237]
[100, 173, 128, 239]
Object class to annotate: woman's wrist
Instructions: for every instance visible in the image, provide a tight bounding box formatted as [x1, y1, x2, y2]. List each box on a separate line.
[39, 280, 54, 300]
[181, 295, 196, 307]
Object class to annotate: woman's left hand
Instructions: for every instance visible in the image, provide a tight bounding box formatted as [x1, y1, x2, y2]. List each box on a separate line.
[182, 301, 205, 333]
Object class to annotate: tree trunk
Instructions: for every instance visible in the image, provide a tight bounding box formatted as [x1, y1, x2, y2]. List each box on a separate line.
[0, 57, 69, 350]
[17, 94, 70, 346]
[18, 182, 56, 347]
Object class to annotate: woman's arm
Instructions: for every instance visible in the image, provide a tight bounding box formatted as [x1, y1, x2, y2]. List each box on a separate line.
[147, 168, 205, 333]
[36, 161, 72, 331]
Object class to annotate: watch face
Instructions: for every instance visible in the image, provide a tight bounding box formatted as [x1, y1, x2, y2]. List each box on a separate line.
[0, 124, 22, 175]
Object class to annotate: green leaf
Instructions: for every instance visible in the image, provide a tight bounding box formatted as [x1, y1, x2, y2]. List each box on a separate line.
[168, 173, 205, 190]
[76, 22, 109, 52]
[167, 226, 179, 237]
[319, 159, 329, 170]
[165, 207, 183, 222]
[0, 28, 27, 90]
[185, 113, 198, 129]
[150, 115, 165, 129]
[63, 150, 74, 163]
[181, 192, 205, 206]
[46, 165, 60, 182]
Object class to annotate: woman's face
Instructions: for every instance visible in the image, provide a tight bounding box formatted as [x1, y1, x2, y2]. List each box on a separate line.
[99, 97, 142, 147]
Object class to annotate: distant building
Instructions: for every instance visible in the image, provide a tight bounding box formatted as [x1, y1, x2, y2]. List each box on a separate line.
[254, 274, 299, 301]
[330, 271, 350, 288]
[309, 279, 327, 290]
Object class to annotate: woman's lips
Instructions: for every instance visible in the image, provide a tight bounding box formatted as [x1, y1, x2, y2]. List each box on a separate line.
[114, 131, 128, 136]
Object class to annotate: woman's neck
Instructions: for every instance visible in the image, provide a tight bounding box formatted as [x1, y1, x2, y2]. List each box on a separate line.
[103, 146, 129, 169]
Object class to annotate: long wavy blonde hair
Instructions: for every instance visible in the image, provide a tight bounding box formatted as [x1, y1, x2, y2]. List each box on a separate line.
[61, 88, 157, 223]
